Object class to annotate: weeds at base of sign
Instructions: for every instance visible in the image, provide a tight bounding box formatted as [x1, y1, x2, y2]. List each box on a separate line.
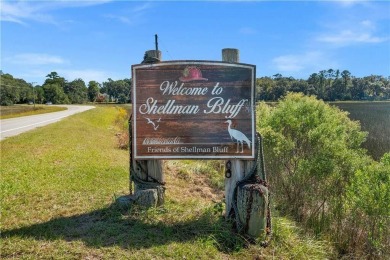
[115, 132, 129, 150]
[114, 107, 130, 150]
[175, 161, 225, 188]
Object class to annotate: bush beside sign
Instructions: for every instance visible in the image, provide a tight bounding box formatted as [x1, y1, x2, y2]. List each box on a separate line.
[132, 61, 255, 159]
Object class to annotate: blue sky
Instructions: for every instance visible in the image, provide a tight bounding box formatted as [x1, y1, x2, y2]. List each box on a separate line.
[1, 0, 389, 85]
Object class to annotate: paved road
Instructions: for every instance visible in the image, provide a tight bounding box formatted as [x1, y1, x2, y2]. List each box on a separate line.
[0, 105, 95, 141]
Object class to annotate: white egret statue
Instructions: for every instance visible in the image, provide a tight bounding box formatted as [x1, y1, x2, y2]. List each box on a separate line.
[225, 120, 251, 153]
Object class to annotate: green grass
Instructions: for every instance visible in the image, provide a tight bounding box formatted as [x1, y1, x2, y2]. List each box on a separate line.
[1, 106, 334, 259]
[0, 105, 67, 119]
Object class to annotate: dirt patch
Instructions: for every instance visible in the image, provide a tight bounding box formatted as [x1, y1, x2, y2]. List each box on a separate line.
[165, 162, 224, 203]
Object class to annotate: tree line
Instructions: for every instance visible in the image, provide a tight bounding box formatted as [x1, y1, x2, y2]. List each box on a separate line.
[1, 69, 389, 106]
[0, 71, 131, 106]
[258, 69, 390, 101]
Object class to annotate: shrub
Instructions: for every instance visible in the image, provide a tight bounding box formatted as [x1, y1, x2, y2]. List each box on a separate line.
[256, 93, 383, 256]
[258, 93, 368, 222]
[343, 153, 390, 258]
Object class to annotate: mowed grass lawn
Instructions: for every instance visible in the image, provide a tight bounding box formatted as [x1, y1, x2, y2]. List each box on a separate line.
[1, 106, 333, 259]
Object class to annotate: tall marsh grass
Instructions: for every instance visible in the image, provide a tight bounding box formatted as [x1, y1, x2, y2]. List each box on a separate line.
[331, 101, 390, 161]
[0, 105, 67, 119]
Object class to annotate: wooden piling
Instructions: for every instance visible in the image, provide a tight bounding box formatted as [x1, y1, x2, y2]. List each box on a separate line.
[130, 50, 165, 207]
[222, 48, 255, 217]
[222, 48, 268, 238]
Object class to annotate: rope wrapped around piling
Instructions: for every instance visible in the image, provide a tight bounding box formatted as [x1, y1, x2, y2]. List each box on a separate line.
[230, 132, 272, 245]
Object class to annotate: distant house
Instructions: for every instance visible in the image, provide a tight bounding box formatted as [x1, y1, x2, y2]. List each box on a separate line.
[96, 93, 108, 103]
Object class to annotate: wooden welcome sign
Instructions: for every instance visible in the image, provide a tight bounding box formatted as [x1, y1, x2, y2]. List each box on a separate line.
[132, 61, 255, 159]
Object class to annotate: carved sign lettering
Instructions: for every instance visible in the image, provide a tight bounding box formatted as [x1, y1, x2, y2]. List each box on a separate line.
[132, 61, 255, 159]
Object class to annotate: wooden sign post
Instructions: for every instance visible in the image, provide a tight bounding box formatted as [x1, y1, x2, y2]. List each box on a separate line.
[128, 48, 269, 239]
[222, 48, 254, 217]
[222, 49, 269, 238]
[129, 50, 165, 208]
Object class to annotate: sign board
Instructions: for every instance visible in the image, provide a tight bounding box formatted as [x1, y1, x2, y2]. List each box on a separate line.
[132, 61, 255, 159]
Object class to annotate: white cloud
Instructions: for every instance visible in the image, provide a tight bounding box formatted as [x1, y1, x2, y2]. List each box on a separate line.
[239, 27, 257, 35]
[104, 2, 153, 26]
[132, 2, 153, 13]
[332, 0, 370, 7]
[6, 68, 116, 86]
[0, 0, 112, 25]
[6, 53, 68, 65]
[272, 51, 338, 75]
[316, 19, 388, 46]
[272, 55, 305, 72]
[360, 19, 375, 29]
[12, 69, 50, 85]
[0, 1, 50, 25]
[317, 30, 387, 45]
[104, 14, 134, 25]
[3, 52, 116, 84]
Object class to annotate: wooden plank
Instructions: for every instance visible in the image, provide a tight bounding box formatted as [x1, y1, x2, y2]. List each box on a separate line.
[132, 61, 255, 159]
